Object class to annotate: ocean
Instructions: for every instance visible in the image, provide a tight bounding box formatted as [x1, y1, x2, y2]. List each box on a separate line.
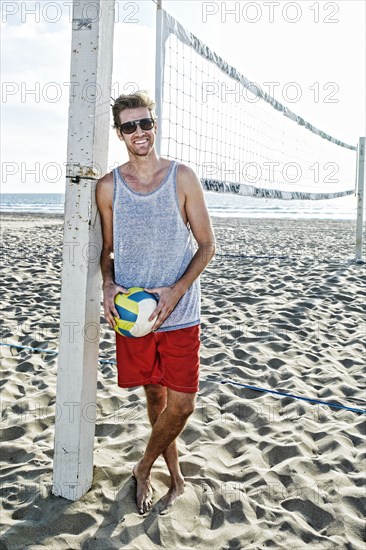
[1, 194, 65, 215]
[0, 192, 359, 220]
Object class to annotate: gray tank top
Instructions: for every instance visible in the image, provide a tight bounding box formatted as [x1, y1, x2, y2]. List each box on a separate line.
[112, 161, 200, 332]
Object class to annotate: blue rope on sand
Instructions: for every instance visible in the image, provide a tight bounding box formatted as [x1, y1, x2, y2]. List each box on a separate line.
[0, 342, 58, 355]
[0, 342, 115, 363]
[211, 379, 366, 415]
[1, 341, 365, 415]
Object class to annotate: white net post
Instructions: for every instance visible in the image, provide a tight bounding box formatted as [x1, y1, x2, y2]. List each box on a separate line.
[155, 0, 164, 156]
[52, 0, 115, 501]
[355, 137, 365, 261]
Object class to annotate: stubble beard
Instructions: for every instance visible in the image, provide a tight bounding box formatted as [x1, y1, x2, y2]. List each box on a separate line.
[126, 135, 155, 158]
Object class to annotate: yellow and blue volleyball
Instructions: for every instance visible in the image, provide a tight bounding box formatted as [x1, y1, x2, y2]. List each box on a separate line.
[113, 287, 158, 338]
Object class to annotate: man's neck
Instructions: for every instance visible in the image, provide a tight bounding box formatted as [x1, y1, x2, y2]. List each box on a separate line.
[124, 151, 163, 179]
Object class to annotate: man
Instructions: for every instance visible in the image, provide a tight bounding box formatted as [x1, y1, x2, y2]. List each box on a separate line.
[96, 91, 215, 514]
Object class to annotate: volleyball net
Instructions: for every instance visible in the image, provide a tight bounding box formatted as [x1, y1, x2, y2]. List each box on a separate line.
[155, 8, 357, 200]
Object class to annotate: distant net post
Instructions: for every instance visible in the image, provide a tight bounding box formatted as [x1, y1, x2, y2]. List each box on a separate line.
[155, 0, 164, 156]
[52, 0, 115, 501]
[355, 137, 365, 262]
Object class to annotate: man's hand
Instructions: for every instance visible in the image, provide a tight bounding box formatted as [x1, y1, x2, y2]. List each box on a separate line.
[103, 282, 130, 329]
[144, 284, 184, 331]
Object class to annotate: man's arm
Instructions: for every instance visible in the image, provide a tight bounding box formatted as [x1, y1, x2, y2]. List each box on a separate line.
[96, 173, 128, 328]
[173, 164, 216, 294]
[145, 164, 216, 329]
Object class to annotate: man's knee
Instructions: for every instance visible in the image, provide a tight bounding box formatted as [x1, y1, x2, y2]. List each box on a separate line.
[179, 401, 195, 418]
[167, 391, 196, 418]
[144, 384, 167, 407]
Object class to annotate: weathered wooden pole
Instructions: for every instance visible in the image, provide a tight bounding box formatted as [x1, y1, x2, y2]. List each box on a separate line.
[52, 0, 115, 501]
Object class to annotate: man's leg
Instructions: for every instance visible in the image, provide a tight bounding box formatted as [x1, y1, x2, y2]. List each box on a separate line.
[133, 387, 196, 513]
[144, 384, 185, 486]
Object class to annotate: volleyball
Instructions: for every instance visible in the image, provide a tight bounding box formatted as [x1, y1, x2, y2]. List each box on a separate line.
[113, 287, 158, 338]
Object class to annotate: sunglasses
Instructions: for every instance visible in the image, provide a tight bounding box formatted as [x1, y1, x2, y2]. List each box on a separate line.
[119, 117, 155, 135]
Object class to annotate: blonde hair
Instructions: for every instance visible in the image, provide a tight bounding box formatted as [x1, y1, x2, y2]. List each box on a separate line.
[112, 90, 156, 129]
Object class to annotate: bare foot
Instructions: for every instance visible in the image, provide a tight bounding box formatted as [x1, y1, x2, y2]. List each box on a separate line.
[157, 475, 185, 514]
[132, 462, 153, 514]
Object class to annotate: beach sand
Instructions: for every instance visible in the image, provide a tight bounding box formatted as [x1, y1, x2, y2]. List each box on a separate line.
[0, 213, 365, 550]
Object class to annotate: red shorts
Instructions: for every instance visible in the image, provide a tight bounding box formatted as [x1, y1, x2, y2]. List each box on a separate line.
[116, 325, 200, 393]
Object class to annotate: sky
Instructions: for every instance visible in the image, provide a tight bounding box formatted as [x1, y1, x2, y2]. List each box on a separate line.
[1, 0, 365, 193]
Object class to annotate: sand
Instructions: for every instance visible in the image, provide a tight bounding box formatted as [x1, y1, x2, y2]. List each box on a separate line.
[0, 213, 365, 550]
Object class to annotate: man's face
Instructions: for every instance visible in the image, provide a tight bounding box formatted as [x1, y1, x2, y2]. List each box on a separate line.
[117, 107, 156, 157]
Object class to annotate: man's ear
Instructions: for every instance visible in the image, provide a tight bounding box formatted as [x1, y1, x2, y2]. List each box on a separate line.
[116, 128, 125, 142]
